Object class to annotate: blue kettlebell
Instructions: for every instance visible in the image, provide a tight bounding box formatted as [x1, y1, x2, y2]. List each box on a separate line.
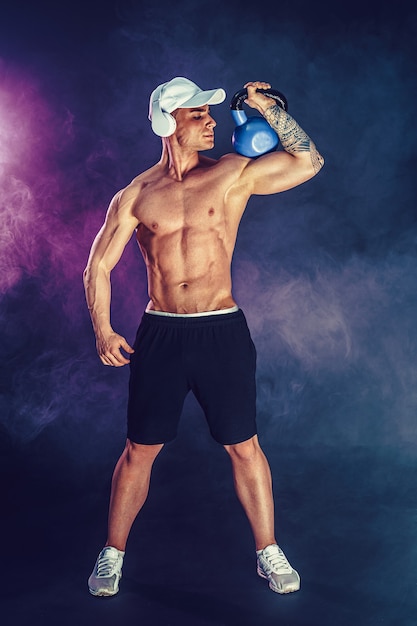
[231, 88, 288, 158]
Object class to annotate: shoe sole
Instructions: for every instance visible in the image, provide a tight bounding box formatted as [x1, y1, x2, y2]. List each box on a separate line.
[88, 573, 121, 597]
[88, 586, 119, 597]
[257, 565, 300, 594]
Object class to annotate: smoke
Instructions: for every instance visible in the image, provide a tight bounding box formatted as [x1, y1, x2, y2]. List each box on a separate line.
[233, 249, 417, 447]
[0, 60, 146, 443]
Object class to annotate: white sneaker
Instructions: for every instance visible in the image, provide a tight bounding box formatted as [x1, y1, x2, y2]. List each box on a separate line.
[257, 544, 300, 594]
[88, 546, 125, 596]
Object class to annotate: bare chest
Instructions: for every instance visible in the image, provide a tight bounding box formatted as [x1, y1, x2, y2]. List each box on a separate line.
[135, 176, 228, 236]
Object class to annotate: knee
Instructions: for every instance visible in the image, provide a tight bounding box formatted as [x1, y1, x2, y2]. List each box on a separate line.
[224, 436, 260, 463]
[124, 439, 163, 465]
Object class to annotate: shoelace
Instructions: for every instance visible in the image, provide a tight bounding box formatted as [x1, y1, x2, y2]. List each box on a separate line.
[264, 547, 292, 574]
[96, 550, 120, 578]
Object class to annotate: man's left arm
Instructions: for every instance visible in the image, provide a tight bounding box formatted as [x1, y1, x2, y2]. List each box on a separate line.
[239, 81, 324, 195]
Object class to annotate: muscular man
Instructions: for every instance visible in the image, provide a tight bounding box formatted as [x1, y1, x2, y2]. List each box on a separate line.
[84, 77, 324, 597]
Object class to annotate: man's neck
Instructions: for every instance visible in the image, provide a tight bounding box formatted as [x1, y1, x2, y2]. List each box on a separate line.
[159, 138, 200, 181]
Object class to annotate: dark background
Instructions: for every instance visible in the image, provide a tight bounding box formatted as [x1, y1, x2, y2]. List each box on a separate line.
[1, 1, 416, 624]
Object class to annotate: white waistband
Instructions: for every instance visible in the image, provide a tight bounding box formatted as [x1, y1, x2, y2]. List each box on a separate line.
[145, 305, 239, 318]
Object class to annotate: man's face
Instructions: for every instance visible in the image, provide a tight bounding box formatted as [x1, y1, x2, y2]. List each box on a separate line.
[172, 105, 216, 150]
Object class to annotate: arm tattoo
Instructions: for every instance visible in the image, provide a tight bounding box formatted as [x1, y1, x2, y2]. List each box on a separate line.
[263, 104, 324, 174]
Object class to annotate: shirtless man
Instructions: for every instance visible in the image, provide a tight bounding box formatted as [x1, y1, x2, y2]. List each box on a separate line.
[84, 77, 324, 598]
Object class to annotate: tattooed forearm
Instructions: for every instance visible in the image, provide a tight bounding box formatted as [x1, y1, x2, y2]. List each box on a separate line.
[264, 105, 310, 151]
[263, 104, 324, 174]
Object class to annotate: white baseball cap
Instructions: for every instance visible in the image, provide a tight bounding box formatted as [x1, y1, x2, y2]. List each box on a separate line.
[149, 76, 226, 137]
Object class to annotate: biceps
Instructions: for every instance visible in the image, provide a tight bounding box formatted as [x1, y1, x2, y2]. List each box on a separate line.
[245, 151, 316, 195]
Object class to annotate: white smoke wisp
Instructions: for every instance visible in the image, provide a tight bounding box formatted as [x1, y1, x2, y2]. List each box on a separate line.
[0, 170, 42, 293]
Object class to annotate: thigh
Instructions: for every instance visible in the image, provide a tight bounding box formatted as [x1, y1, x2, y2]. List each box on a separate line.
[189, 312, 257, 445]
[127, 319, 189, 444]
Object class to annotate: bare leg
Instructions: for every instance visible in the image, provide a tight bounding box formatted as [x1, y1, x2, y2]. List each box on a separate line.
[105, 439, 164, 551]
[224, 435, 277, 551]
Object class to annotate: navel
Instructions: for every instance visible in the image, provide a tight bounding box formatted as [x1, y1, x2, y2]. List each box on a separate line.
[151, 222, 159, 230]
[208, 208, 215, 216]
[179, 282, 188, 289]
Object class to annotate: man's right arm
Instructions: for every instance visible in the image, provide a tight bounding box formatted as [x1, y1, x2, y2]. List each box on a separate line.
[83, 187, 139, 367]
[232, 82, 324, 197]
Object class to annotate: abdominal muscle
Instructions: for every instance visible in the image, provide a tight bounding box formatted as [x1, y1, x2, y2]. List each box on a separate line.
[138, 224, 237, 314]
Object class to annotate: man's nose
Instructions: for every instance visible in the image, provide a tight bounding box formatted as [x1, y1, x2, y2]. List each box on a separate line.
[207, 116, 216, 128]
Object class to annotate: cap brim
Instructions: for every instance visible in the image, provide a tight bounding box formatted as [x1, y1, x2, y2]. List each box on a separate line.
[179, 88, 226, 109]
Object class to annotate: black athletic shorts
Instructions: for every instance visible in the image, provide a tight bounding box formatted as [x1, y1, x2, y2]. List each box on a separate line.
[127, 308, 257, 445]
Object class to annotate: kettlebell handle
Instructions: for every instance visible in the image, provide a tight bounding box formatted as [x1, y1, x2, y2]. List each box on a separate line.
[230, 88, 288, 112]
